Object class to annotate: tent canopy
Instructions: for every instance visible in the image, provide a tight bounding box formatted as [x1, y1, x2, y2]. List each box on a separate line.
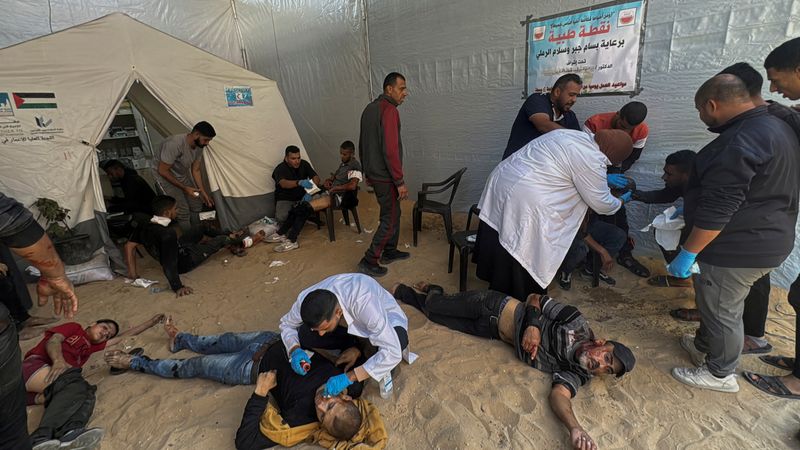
[0, 12, 308, 231]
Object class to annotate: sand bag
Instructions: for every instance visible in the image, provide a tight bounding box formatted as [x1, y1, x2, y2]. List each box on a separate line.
[27, 250, 114, 285]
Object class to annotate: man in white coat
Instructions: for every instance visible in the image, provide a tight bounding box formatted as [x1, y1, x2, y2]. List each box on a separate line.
[474, 129, 634, 300]
[279, 273, 409, 397]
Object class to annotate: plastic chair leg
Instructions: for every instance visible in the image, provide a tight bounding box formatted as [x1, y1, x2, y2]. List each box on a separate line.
[351, 208, 362, 234]
[326, 207, 335, 242]
[443, 211, 454, 243]
[448, 242, 455, 273]
[591, 251, 600, 287]
[413, 208, 419, 247]
[459, 248, 469, 292]
[342, 209, 351, 226]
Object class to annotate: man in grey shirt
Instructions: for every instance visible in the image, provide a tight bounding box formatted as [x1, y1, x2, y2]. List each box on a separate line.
[154, 121, 216, 230]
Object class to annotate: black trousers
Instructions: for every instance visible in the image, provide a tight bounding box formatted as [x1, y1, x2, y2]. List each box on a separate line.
[177, 235, 229, 273]
[364, 182, 400, 264]
[474, 221, 547, 300]
[393, 284, 507, 340]
[0, 305, 30, 450]
[0, 244, 32, 327]
[597, 204, 634, 256]
[277, 202, 314, 242]
[789, 274, 800, 379]
[29, 368, 97, 443]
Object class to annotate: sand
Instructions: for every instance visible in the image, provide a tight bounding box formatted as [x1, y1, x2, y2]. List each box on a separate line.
[21, 195, 800, 449]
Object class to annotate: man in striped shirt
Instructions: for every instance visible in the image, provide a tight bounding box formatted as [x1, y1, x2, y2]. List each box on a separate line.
[393, 282, 635, 450]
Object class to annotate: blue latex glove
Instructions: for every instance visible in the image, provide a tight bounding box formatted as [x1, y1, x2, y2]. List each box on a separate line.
[667, 248, 698, 279]
[289, 348, 311, 376]
[302, 193, 312, 202]
[607, 173, 628, 189]
[670, 206, 684, 220]
[620, 191, 633, 203]
[323, 373, 353, 397]
[298, 179, 313, 189]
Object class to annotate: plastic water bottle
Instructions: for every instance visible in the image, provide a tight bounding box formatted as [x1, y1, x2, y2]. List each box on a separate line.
[149, 286, 164, 294]
[379, 372, 394, 399]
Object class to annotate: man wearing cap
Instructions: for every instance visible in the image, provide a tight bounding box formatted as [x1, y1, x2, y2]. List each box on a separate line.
[392, 282, 634, 450]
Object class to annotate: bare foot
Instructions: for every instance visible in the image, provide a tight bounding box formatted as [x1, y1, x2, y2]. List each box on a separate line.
[164, 315, 180, 352]
[24, 315, 59, 327]
[412, 281, 430, 293]
[104, 350, 133, 369]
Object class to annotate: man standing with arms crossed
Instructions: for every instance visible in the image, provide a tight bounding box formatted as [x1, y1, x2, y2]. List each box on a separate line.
[357, 73, 410, 277]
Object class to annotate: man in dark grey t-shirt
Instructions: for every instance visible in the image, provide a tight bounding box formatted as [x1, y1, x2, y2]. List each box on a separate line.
[154, 121, 216, 230]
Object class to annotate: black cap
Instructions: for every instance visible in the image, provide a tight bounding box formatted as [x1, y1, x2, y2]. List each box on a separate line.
[608, 340, 635, 378]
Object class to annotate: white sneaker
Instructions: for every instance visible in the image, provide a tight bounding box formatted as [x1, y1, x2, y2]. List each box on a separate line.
[266, 233, 286, 243]
[679, 334, 706, 367]
[671, 366, 739, 393]
[274, 241, 299, 253]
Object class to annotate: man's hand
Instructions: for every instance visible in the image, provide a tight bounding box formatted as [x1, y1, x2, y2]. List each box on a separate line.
[45, 360, 71, 386]
[599, 250, 614, 273]
[323, 180, 333, 190]
[323, 373, 353, 397]
[0, 262, 7, 277]
[335, 347, 361, 372]
[619, 191, 633, 203]
[182, 186, 200, 199]
[521, 326, 541, 360]
[290, 348, 312, 375]
[397, 184, 409, 200]
[298, 179, 313, 189]
[666, 248, 697, 279]
[607, 174, 628, 189]
[570, 427, 598, 450]
[37, 276, 78, 319]
[200, 191, 214, 208]
[670, 206, 684, 220]
[175, 286, 194, 297]
[302, 193, 312, 203]
[254, 370, 277, 397]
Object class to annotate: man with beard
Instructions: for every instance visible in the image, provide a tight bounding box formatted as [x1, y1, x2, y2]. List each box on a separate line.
[392, 282, 635, 450]
[502, 73, 583, 160]
[154, 121, 216, 230]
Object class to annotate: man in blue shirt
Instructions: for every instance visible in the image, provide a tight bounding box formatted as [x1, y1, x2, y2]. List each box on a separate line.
[502, 73, 583, 160]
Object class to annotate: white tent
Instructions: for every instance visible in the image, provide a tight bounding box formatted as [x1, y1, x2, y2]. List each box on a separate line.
[0, 12, 308, 246]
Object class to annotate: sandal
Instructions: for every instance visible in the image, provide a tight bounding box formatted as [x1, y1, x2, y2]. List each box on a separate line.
[110, 347, 143, 375]
[742, 371, 800, 399]
[648, 275, 692, 287]
[759, 355, 795, 371]
[742, 337, 773, 355]
[617, 254, 650, 278]
[669, 308, 701, 322]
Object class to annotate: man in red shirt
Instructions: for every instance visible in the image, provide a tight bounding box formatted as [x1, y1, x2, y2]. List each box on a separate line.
[25, 315, 162, 450]
[584, 102, 651, 279]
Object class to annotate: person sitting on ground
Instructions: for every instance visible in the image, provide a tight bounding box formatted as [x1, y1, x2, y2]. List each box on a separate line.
[101, 159, 156, 216]
[392, 282, 635, 450]
[280, 273, 409, 399]
[272, 145, 322, 224]
[628, 149, 696, 289]
[586, 102, 651, 279]
[558, 213, 627, 290]
[25, 314, 163, 450]
[266, 140, 362, 252]
[124, 195, 258, 297]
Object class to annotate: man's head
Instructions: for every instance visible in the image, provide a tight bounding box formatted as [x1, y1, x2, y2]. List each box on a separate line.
[549, 73, 583, 114]
[189, 121, 216, 149]
[383, 72, 408, 105]
[718, 62, 764, 103]
[314, 387, 362, 440]
[662, 150, 696, 190]
[613, 101, 648, 132]
[102, 159, 126, 182]
[765, 37, 800, 100]
[694, 74, 754, 128]
[340, 140, 355, 163]
[575, 339, 635, 378]
[593, 129, 633, 165]
[301, 289, 342, 336]
[85, 319, 119, 344]
[151, 195, 178, 219]
[284, 145, 302, 169]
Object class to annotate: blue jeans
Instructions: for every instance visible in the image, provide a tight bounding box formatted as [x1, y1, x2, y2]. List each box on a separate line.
[561, 220, 627, 273]
[129, 331, 278, 385]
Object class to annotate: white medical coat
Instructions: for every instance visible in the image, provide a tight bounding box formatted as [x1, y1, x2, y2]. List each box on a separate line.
[478, 129, 622, 288]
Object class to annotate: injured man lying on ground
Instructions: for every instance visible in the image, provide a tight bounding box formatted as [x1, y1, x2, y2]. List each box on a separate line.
[392, 282, 635, 450]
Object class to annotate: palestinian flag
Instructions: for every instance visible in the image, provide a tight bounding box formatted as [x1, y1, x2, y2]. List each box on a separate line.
[13, 92, 57, 109]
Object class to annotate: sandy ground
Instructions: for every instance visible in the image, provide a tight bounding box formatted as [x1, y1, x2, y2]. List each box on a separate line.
[21, 194, 800, 450]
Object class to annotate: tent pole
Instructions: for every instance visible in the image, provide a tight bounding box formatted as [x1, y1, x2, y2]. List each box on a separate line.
[361, 0, 374, 98]
[230, 0, 250, 69]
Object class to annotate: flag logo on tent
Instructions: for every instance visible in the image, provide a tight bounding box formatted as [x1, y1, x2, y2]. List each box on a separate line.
[225, 86, 253, 107]
[0, 93, 13, 116]
[12, 92, 57, 109]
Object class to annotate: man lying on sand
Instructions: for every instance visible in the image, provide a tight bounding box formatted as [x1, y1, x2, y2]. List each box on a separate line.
[392, 282, 636, 450]
[104, 316, 368, 449]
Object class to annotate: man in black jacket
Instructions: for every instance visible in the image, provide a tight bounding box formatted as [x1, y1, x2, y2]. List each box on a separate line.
[669, 74, 800, 393]
[102, 160, 155, 216]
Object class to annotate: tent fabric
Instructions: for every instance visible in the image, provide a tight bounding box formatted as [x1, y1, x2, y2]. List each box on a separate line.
[0, 13, 308, 231]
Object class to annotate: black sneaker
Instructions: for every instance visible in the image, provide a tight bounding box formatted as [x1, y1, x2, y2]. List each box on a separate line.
[582, 267, 616, 286]
[379, 250, 410, 264]
[558, 271, 572, 290]
[358, 258, 388, 277]
[58, 427, 105, 449]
